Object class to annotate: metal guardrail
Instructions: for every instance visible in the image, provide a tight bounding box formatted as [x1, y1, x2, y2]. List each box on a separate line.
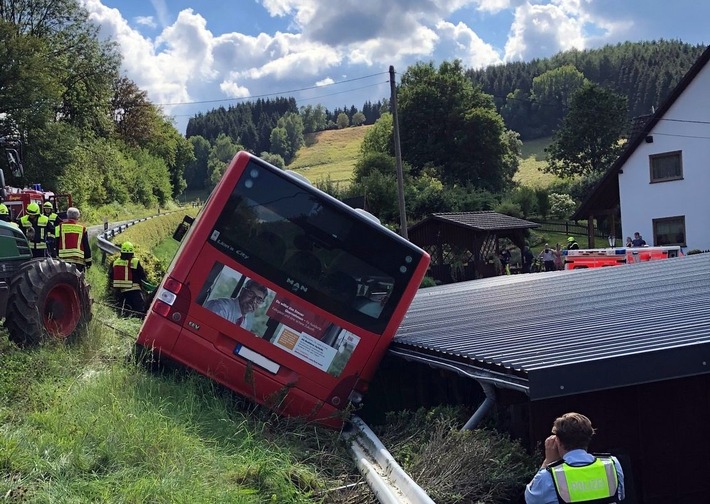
[343, 416, 435, 504]
[96, 211, 179, 257]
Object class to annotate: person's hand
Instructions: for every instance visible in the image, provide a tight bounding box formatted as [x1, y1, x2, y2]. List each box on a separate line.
[542, 435, 561, 467]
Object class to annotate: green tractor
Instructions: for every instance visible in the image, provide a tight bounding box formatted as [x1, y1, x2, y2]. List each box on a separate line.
[0, 140, 92, 346]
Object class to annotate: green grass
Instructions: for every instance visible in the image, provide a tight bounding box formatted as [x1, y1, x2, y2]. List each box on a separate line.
[513, 137, 561, 189]
[288, 126, 372, 187]
[1, 206, 539, 503]
[289, 128, 561, 192]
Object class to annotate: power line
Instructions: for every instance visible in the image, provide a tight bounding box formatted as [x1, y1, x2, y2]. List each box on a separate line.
[166, 81, 389, 118]
[157, 72, 388, 107]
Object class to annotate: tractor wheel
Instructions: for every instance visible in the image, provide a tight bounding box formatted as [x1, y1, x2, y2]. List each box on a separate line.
[5, 258, 92, 347]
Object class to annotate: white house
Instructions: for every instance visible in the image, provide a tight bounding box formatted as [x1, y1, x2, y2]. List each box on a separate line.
[574, 45, 710, 251]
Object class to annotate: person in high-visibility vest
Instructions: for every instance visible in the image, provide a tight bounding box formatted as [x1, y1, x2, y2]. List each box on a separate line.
[109, 241, 147, 315]
[525, 412, 625, 503]
[567, 236, 580, 250]
[56, 207, 91, 271]
[42, 201, 62, 226]
[0, 203, 19, 229]
[19, 202, 55, 258]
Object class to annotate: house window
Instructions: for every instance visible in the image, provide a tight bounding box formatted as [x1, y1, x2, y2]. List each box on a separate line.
[653, 216, 686, 246]
[649, 151, 683, 182]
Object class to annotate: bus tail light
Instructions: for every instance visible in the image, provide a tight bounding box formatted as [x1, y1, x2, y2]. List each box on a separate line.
[153, 276, 191, 324]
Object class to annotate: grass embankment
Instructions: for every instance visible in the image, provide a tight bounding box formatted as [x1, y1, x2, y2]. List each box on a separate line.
[288, 125, 372, 187]
[514, 137, 557, 189]
[1, 211, 538, 502]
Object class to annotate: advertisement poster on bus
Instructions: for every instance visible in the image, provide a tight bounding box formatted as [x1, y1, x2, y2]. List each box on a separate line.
[198, 261, 360, 376]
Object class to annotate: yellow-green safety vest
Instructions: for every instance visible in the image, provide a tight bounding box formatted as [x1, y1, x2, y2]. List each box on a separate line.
[57, 222, 86, 264]
[19, 214, 51, 249]
[549, 456, 619, 503]
[113, 257, 141, 291]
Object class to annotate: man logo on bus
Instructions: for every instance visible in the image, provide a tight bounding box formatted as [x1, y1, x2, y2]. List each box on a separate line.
[203, 279, 269, 329]
[286, 278, 308, 293]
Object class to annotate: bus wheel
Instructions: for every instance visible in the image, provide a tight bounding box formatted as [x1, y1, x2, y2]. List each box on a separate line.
[5, 259, 92, 347]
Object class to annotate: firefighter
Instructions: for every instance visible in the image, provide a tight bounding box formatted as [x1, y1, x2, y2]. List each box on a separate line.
[56, 207, 92, 272]
[19, 202, 55, 258]
[566, 236, 580, 250]
[0, 204, 19, 229]
[43, 201, 62, 227]
[109, 241, 147, 315]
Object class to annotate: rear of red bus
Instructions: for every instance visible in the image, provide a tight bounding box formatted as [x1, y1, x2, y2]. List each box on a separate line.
[136, 151, 430, 428]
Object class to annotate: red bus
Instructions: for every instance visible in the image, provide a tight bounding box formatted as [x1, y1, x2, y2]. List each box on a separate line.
[136, 151, 430, 427]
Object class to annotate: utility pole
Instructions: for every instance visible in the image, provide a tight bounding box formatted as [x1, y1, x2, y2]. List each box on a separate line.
[389, 65, 408, 240]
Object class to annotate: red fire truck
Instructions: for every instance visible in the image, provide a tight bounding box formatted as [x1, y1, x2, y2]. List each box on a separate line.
[563, 246, 683, 269]
[3, 184, 73, 221]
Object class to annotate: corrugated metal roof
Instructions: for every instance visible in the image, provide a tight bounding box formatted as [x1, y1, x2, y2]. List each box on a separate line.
[410, 211, 540, 232]
[392, 253, 710, 400]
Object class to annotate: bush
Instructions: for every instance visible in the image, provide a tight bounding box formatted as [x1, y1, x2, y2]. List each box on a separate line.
[419, 276, 437, 288]
[376, 407, 537, 503]
[548, 193, 577, 219]
[495, 201, 523, 218]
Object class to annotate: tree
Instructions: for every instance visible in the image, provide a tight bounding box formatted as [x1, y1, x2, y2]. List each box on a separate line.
[260, 151, 285, 168]
[269, 127, 289, 162]
[397, 60, 518, 192]
[336, 113, 349, 129]
[208, 134, 242, 187]
[544, 83, 628, 178]
[112, 77, 155, 146]
[0, 22, 61, 137]
[531, 65, 588, 124]
[300, 104, 327, 133]
[352, 111, 366, 126]
[360, 112, 393, 156]
[185, 135, 210, 189]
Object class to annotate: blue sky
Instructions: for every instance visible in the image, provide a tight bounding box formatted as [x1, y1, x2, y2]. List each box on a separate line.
[80, 0, 709, 134]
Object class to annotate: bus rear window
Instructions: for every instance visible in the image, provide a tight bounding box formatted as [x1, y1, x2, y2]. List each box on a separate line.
[208, 160, 422, 333]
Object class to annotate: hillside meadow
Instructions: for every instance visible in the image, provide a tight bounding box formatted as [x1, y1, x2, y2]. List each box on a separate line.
[288, 125, 372, 187]
[288, 125, 554, 191]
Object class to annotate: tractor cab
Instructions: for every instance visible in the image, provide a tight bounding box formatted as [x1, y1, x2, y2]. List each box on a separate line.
[1, 142, 72, 220]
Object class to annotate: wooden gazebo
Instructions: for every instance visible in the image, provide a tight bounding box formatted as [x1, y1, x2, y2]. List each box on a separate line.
[408, 211, 540, 284]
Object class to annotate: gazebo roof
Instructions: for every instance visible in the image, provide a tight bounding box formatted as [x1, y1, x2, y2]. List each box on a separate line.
[409, 211, 540, 234]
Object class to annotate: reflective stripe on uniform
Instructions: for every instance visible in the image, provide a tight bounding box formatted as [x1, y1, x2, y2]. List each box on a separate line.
[549, 457, 618, 503]
[57, 223, 85, 262]
[113, 258, 141, 291]
[19, 214, 50, 249]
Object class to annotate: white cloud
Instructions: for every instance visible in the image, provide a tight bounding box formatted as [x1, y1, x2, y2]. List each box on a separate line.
[80, 0, 649, 132]
[219, 81, 251, 98]
[436, 20, 502, 68]
[149, 0, 170, 27]
[504, 2, 586, 61]
[473, 0, 514, 14]
[134, 16, 157, 29]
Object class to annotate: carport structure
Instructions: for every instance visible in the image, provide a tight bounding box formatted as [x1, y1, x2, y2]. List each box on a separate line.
[387, 253, 710, 503]
[407, 211, 540, 284]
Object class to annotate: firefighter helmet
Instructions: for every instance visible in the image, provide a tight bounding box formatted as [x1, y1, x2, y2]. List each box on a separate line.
[567, 236, 575, 243]
[27, 202, 41, 215]
[121, 241, 135, 253]
[43, 201, 54, 210]
[0, 204, 8, 215]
